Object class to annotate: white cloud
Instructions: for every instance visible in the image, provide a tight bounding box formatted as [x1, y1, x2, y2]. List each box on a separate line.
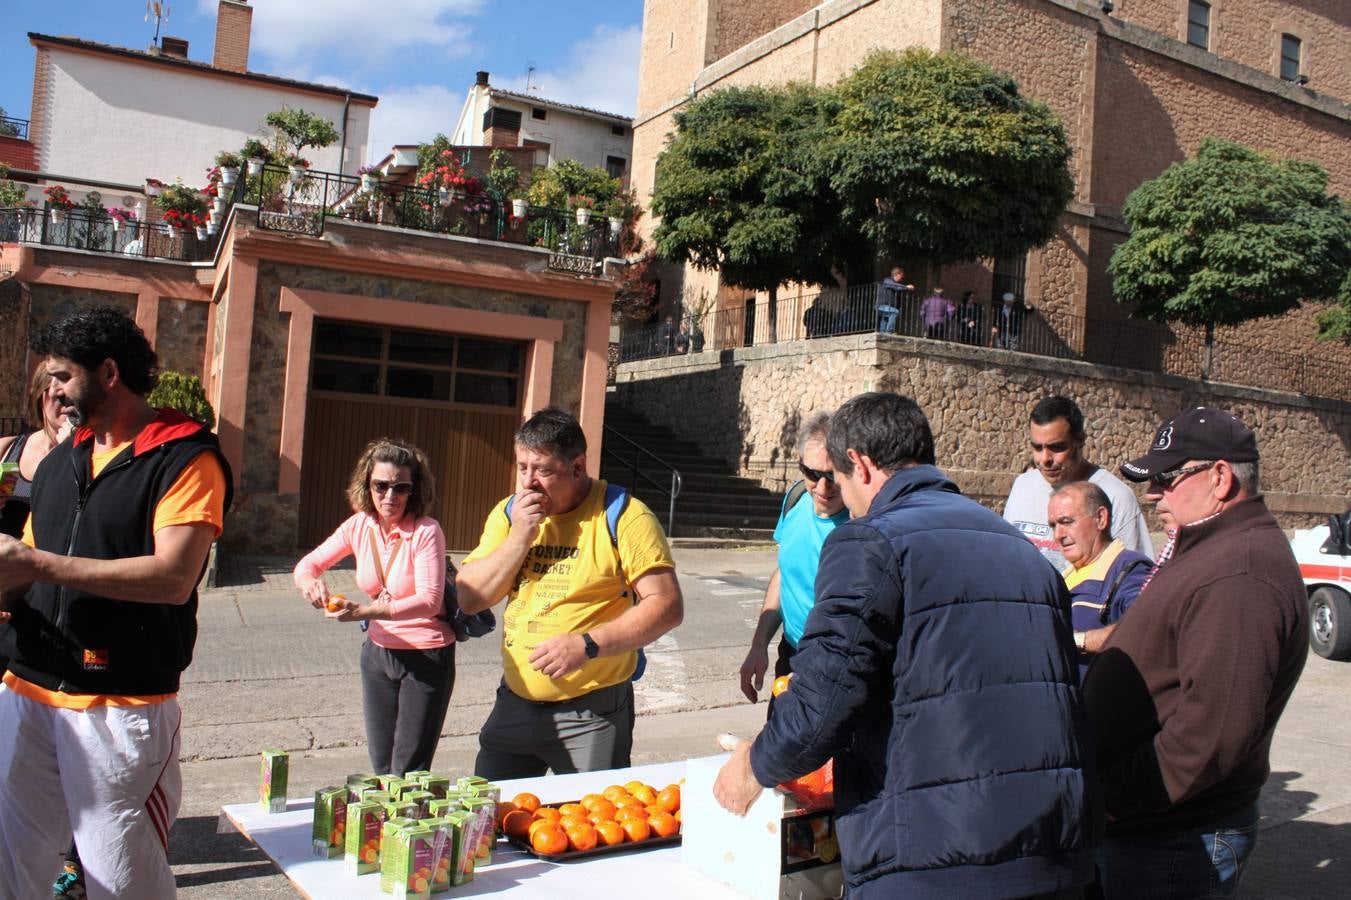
[499, 24, 640, 118]
[197, 0, 482, 69]
[366, 84, 465, 160]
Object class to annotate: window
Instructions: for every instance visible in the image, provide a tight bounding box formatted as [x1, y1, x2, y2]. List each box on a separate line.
[993, 255, 1027, 303]
[531, 107, 547, 121]
[605, 155, 627, 179]
[311, 321, 522, 409]
[482, 107, 522, 132]
[1187, 0, 1210, 50]
[1280, 34, 1302, 81]
[524, 139, 550, 167]
[610, 124, 626, 137]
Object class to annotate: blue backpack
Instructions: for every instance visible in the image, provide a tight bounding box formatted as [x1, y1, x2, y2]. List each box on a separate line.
[504, 483, 647, 681]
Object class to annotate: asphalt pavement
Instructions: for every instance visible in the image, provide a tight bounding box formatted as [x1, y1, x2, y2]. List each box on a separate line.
[162, 547, 1351, 898]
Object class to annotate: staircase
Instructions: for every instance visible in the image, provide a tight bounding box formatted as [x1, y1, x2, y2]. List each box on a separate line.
[600, 400, 785, 541]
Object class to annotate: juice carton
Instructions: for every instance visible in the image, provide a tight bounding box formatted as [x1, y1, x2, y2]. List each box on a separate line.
[441, 810, 478, 888]
[385, 822, 454, 900]
[361, 789, 393, 806]
[467, 782, 501, 805]
[259, 750, 288, 813]
[423, 820, 456, 894]
[0, 462, 19, 502]
[312, 786, 348, 858]
[455, 775, 488, 793]
[461, 796, 497, 865]
[346, 773, 379, 803]
[380, 775, 409, 797]
[420, 775, 451, 799]
[380, 818, 420, 894]
[426, 798, 456, 818]
[403, 769, 432, 782]
[344, 800, 388, 876]
[383, 799, 420, 821]
[403, 790, 435, 819]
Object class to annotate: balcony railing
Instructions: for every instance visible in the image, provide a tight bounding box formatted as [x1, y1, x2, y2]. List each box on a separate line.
[245, 164, 622, 272]
[0, 205, 221, 261]
[0, 116, 28, 140]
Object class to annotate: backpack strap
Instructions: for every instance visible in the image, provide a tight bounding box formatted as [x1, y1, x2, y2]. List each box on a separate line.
[1098, 557, 1150, 626]
[601, 483, 649, 682]
[782, 480, 808, 519]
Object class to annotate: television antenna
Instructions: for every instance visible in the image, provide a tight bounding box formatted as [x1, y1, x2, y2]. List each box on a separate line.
[145, 2, 171, 49]
[525, 64, 539, 94]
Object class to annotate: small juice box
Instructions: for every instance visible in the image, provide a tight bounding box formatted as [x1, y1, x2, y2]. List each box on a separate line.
[383, 799, 420, 821]
[346, 773, 379, 803]
[468, 782, 501, 805]
[424, 820, 456, 894]
[403, 769, 432, 782]
[0, 462, 19, 502]
[380, 819, 420, 894]
[461, 796, 497, 865]
[384, 823, 446, 900]
[403, 790, 435, 819]
[259, 750, 288, 813]
[420, 775, 451, 799]
[427, 798, 456, 818]
[312, 786, 348, 858]
[361, 789, 393, 806]
[343, 800, 387, 876]
[379, 775, 409, 795]
[442, 810, 478, 887]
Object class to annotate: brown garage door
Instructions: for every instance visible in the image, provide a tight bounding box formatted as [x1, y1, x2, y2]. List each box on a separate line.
[298, 320, 522, 551]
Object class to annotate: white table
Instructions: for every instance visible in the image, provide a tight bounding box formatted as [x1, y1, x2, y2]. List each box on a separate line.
[219, 758, 744, 899]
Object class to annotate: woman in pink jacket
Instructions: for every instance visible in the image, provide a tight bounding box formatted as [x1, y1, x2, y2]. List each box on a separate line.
[294, 438, 454, 775]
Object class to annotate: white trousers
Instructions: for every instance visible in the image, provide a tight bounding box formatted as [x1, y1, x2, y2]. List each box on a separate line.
[0, 684, 182, 900]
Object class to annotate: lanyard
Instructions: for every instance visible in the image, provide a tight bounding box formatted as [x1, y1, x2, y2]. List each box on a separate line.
[367, 525, 403, 593]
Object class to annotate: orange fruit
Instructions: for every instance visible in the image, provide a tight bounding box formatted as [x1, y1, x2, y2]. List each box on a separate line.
[586, 798, 616, 820]
[559, 814, 591, 833]
[530, 823, 568, 855]
[602, 785, 630, 803]
[558, 803, 587, 818]
[512, 792, 541, 814]
[655, 785, 680, 813]
[566, 822, 598, 852]
[595, 819, 625, 846]
[620, 817, 651, 842]
[614, 805, 648, 822]
[528, 818, 556, 841]
[631, 784, 657, 806]
[648, 811, 679, 838]
[644, 805, 667, 818]
[579, 793, 606, 810]
[502, 809, 534, 839]
[495, 800, 517, 827]
[533, 806, 562, 824]
[674, 809, 682, 824]
[772, 674, 793, 696]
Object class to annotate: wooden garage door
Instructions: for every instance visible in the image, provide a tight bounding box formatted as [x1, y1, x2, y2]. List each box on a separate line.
[297, 320, 522, 551]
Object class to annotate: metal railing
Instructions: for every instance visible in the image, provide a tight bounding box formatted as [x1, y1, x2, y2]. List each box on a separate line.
[0, 116, 28, 140]
[245, 164, 622, 271]
[600, 425, 683, 535]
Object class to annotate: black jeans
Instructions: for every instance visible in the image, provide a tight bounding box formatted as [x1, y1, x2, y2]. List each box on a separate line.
[360, 639, 456, 776]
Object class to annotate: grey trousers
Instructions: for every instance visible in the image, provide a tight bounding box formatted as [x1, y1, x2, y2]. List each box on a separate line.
[473, 680, 634, 779]
[360, 639, 456, 776]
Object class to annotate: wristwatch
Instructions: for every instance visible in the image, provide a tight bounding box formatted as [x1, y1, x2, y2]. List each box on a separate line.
[581, 632, 600, 659]
[1074, 631, 1087, 652]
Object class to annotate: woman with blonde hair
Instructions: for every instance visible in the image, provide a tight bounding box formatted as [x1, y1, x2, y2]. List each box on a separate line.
[294, 438, 455, 775]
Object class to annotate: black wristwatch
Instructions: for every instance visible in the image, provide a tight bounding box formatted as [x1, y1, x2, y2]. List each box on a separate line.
[581, 632, 600, 659]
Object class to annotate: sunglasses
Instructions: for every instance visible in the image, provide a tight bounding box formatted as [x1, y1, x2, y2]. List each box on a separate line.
[798, 462, 834, 484]
[371, 480, 414, 496]
[1148, 462, 1214, 490]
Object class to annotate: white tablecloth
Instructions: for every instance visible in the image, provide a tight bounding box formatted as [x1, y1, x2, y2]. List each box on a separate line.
[219, 758, 743, 899]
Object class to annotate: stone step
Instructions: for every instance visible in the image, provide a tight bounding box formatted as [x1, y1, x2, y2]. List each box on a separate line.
[670, 524, 777, 541]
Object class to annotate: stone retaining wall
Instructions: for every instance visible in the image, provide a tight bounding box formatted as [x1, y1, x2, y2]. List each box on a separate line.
[613, 334, 1351, 530]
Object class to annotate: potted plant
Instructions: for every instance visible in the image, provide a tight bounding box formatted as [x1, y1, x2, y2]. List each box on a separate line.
[357, 164, 381, 194]
[285, 155, 310, 184]
[571, 194, 595, 226]
[107, 206, 137, 233]
[144, 177, 166, 198]
[215, 151, 243, 185]
[242, 138, 269, 176]
[154, 180, 208, 233]
[44, 185, 74, 223]
[195, 224, 208, 241]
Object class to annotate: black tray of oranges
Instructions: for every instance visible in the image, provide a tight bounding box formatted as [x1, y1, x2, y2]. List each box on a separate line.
[499, 781, 682, 861]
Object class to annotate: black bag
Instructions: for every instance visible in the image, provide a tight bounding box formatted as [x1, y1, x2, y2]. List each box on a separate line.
[442, 557, 496, 641]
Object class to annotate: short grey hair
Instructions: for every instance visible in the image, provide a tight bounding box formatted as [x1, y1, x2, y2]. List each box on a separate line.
[1051, 480, 1113, 530]
[797, 411, 832, 458]
[1227, 460, 1260, 495]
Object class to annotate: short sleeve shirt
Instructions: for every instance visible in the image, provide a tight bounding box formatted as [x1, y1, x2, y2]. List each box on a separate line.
[773, 489, 849, 647]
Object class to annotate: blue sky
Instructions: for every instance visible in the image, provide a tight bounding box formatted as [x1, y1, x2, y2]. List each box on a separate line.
[1, 0, 644, 162]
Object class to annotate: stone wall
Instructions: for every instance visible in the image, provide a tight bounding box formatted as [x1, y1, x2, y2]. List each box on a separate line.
[154, 298, 208, 381]
[0, 274, 26, 418]
[612, 334, 1351, 529]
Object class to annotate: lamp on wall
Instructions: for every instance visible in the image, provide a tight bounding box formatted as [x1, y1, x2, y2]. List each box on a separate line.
[1296, 73, 1310, 85]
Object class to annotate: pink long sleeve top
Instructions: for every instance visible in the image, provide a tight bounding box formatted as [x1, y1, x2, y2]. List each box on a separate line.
[294, 512, 453, 650]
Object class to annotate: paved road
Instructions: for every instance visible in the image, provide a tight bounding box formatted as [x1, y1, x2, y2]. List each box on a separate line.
[164, 548, 1351, 897]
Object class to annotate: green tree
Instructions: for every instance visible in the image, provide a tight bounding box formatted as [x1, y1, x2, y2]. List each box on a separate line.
[148, 372, 216, 430]
[525, 158, 621, 210]
[1109, 138, 1351, 372]
[826, 48, 1073, 266]
[651, 83, 847, 340]
[264, 107, 340, 161]
[0, 107, 19, 138]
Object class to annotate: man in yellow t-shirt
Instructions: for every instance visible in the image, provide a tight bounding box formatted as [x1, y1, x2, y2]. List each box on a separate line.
[459, 407, 683, 778]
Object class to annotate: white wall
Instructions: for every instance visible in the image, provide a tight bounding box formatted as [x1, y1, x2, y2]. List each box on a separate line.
[38, 47, 372, 185]
[452, 85, 632, 174]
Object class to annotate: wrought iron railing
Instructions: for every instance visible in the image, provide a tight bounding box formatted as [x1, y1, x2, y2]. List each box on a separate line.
[0, 116, 28, 140]
[245, 164, 622, 271]
[601, 424, 683, 534]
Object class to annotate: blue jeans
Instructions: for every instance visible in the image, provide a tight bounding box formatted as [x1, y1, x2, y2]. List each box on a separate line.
[877, 305, 899, 333]
[1097, 804, 1259, 899]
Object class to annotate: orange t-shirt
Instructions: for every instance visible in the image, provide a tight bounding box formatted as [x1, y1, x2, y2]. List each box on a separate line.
[9, 443, 227, 708]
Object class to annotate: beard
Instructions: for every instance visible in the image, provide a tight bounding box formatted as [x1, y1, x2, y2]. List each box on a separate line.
[63, 377, 107, 428]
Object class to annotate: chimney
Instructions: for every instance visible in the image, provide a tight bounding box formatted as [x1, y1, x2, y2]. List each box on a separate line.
[213, 0, 252, 73]
[160, 36, 189, 59]
[476, 70, 490, 86]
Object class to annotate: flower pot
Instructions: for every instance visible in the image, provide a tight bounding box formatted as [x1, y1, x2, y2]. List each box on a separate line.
[361, 173, 378, 193]
[145, 182, 163, 198]
[220, 167, 239, 186]
[608, 216, 623, 236]
[111, 219, 122, 233]
[195, 226, 208, 241]
[212, 197, 227, 214]
[207, 221, 218, 236]
[512, 198, 528, 218]
[438, 188, 452, 206]
[50, 209, 66, 225]
[209, 209, 223, 225]
[575, 207, 592, 226]
[288, 165, 306, 184]
[246, 157, 264, 177]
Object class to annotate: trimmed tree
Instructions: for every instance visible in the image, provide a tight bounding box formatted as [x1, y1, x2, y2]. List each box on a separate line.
[264, 107, 340, 161]
[652, 83, 847, 341]
[825, 48, 1074, 266]
[1109, 138, 1351, 373]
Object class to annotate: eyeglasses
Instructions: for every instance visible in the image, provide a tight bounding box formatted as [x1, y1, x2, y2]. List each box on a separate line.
[798, 462, 834, 484]
[1148, 462, 1214, 490]
[371, 480, 414, 496]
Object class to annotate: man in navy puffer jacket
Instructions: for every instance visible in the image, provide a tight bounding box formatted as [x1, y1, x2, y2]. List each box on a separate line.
[715, 392, 1102, 898]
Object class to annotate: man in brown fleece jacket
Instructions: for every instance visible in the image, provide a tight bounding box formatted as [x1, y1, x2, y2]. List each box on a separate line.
[1084, 407, 1307, 899]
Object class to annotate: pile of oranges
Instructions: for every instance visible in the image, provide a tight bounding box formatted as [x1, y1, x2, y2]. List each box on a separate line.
[499, 782, 682, 856]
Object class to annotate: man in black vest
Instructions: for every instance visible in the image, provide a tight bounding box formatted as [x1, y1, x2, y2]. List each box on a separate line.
[0, 306, 232, 899]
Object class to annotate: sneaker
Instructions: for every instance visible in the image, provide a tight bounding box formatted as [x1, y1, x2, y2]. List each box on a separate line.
[53, 861, 87, 900]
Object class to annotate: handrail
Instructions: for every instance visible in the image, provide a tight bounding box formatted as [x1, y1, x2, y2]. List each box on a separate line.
[601, 424, 683, 535]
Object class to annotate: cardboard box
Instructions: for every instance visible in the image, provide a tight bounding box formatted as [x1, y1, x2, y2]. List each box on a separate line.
[682, 755, 844, 900]
[420, 775, 451, 799]
[382, 822, 456, 899]
[343, 800, 388, 876]
[258, 750, 288, 813]
[440, 810, 478, 888]
[403, 790, 435, 819]
[312, 786, 347, 858]
[346, 773, 379, 803]
[461, 796, 497, 865]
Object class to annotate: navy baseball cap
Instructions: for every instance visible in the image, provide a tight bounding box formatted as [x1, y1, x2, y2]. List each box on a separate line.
[1120, 407, 1259, 482]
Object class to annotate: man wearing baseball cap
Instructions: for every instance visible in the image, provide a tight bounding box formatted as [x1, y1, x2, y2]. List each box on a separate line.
[1084, 407, 1308, 898]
